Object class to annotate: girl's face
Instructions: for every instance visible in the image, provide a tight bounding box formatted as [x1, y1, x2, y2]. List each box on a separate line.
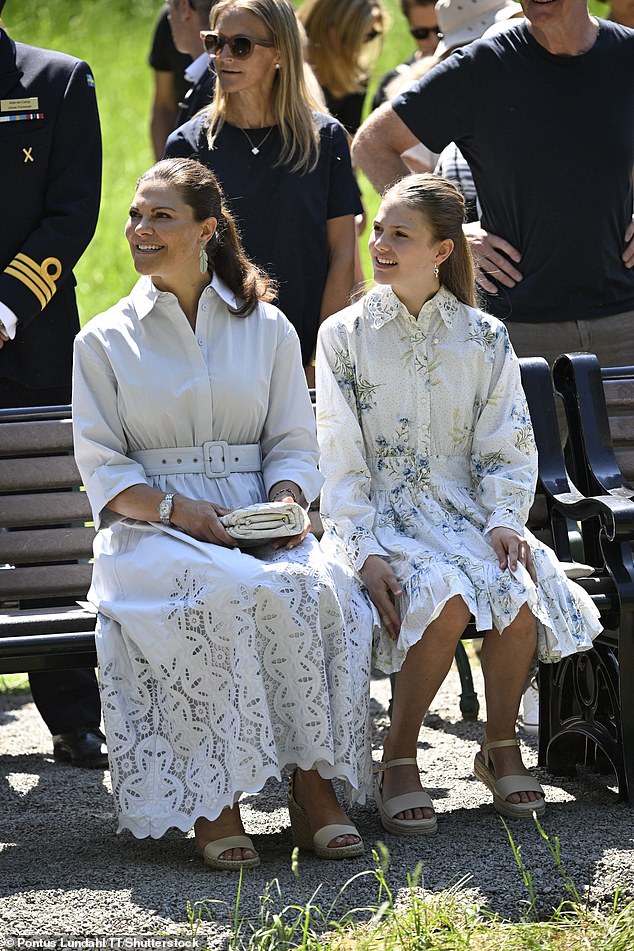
[125, 181, 216, 291]
[369, 196, 451, 313]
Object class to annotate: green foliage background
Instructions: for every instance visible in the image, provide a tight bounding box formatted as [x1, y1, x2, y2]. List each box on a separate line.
[4, 0, 612, 325]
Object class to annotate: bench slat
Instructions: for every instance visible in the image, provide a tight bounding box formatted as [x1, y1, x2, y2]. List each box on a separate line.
[0, 456, 81, 492]
[0, 632, 97, 674]
[0, 604, 96, 637]
[0, 526, 95, 564]
[0, 492, 93, 527]
[0, 418, 73, 456]
[0, 563, 93, 600]
[609, 417, 634, 441]
[603, 377, 634, 408]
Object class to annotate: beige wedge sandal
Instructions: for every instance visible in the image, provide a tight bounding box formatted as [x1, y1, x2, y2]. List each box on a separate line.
[474, 738, 546, 819]
[287, 771, 364, 860]
[374, 758, 437, 836]
[196, 835, 261, 871]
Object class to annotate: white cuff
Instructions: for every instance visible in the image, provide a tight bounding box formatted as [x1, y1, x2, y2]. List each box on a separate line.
[0, 301, 18, 339]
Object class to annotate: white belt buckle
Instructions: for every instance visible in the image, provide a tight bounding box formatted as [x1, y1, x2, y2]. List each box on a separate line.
[203, 440, 231, 477]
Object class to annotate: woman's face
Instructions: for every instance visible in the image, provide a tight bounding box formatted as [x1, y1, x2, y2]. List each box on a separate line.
[358, 5, 385, 70]
[369, 196, 451, 310]
[408, 5, 440, 58]
[125, 180, 216, 290]
[213, 9, 280, 98]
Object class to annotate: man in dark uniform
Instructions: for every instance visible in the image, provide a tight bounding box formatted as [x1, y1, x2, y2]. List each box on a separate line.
[0, 2, 107, 767]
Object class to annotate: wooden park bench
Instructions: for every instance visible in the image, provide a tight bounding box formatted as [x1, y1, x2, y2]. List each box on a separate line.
[0, 405, 98, 674]
[2, 359, 634, 804]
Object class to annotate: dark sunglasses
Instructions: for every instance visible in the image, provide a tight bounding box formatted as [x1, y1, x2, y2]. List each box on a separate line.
[201, 31, 275, 59]
[410, 26, 442, 41]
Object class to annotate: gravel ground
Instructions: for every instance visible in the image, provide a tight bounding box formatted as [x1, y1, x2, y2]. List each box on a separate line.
[1, 660, 633, 947]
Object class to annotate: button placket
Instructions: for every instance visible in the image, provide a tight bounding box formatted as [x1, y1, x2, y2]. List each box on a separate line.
[412, 321, 432, 462]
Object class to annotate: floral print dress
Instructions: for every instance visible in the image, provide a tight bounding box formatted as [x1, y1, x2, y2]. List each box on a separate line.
[316, 285, 602, 672]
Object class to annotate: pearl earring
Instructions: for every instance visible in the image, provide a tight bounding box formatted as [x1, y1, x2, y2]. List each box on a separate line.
[199, 241, 209, 274]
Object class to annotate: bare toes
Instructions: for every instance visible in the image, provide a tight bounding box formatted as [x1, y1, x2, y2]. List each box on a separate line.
[220, 847, 255, 861]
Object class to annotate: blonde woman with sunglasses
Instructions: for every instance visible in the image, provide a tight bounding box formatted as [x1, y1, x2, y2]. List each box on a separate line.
[165, 0, 361, 385]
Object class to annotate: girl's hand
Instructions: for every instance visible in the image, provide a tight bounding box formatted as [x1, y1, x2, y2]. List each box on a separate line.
[360, 554, 402, 640]
[171, 497, 236, 547]
[489, 527, 537, 585]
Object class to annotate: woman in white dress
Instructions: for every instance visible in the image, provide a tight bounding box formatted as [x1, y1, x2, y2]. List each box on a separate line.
[72, 158, 372, 869]
[316, 173, 602, 833]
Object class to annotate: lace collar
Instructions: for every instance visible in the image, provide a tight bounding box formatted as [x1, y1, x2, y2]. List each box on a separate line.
[364, 283, 460, 330]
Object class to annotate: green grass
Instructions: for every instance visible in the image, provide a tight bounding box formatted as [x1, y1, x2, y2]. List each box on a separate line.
[177, 830, 634, 950]
[0, 672, 29, 692]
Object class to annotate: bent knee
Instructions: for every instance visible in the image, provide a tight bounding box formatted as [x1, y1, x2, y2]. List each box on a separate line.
[504, 602, 537, 637]
[440, 594, 472, 632]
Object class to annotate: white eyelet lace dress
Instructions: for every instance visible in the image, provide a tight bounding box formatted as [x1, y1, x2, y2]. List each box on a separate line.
[72, 275, 374, 839]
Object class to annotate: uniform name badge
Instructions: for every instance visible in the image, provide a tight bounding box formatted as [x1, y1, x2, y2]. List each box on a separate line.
[1, 97, 39, 111]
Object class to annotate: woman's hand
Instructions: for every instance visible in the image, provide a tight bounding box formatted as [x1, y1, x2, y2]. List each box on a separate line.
[360, 554, 402, 640]
[171, 496, 237, 547]
[489, 527, 537, 585]
[267, 484, 311, 550]
[270, 518, 312, 551]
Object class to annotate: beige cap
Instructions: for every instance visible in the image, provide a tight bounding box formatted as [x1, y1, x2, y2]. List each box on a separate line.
[435, 0, 523, 56]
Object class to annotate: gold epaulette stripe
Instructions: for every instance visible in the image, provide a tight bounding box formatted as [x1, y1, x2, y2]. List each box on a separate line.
[3, 253, 62, 310]
[6, 260, 51, 307]
[5, 263, 48, 308]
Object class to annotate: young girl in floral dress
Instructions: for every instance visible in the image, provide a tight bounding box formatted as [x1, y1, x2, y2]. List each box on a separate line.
[316, 173, 601, 833]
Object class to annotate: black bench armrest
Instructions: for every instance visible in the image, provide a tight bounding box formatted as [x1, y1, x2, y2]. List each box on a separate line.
[553, 352, 634, 499]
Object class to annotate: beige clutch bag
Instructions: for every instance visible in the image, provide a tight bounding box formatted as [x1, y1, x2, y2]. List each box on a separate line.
[220, 501, 310, 545]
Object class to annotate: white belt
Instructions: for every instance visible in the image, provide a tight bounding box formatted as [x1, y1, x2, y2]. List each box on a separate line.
[130, 442, 261, 478]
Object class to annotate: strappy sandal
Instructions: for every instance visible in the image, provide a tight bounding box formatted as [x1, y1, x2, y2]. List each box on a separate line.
[196, 835, 261, 871]
[287, 771, 364, 860]
[474, 738, 546, 819]
[374, 757, 437, 836]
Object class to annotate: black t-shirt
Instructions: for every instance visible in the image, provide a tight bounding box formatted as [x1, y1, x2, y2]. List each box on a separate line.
[324, 87, 367, 135]
[394, 20, 634, 323]
[165, 112, 362, 362]
[148, 7, 192, 105]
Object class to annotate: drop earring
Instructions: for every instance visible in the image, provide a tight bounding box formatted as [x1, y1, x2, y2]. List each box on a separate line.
[199, 241, 209, 274]
[434, 263, 439, 279]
